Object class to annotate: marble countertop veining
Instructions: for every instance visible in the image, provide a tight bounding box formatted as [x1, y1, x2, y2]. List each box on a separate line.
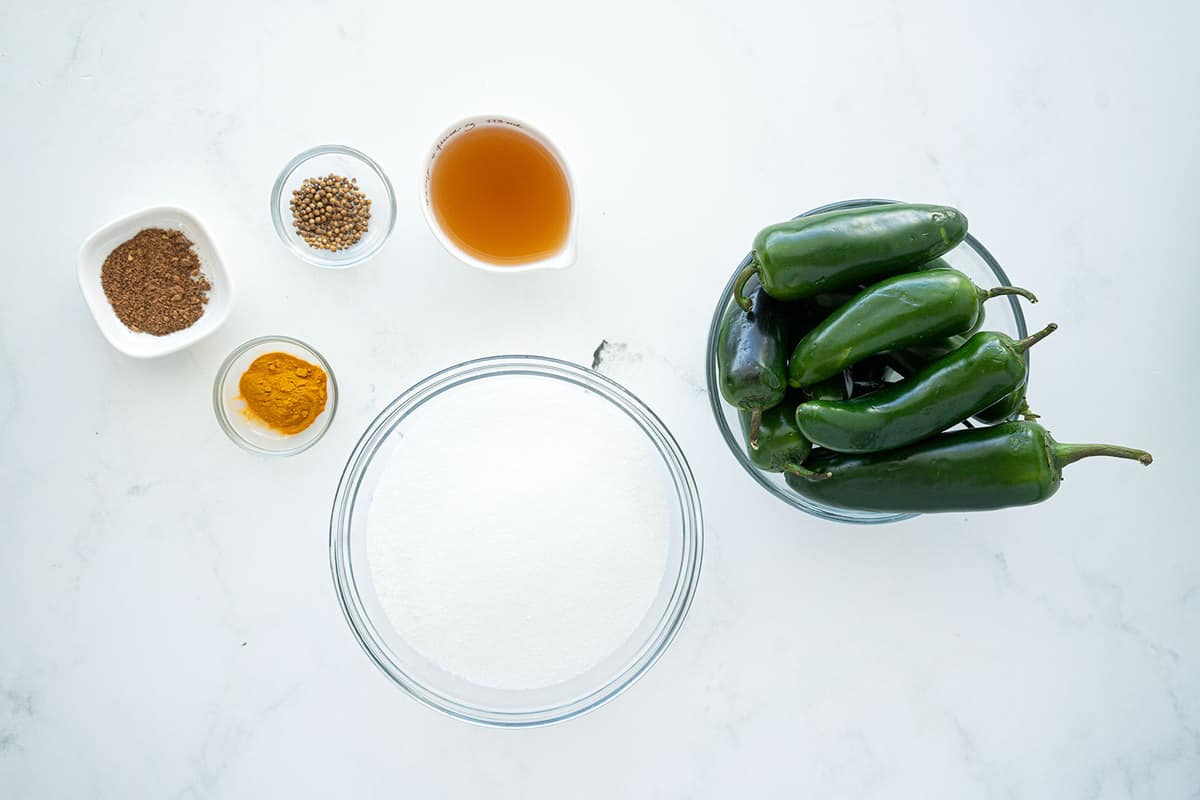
[2, 0, 1198, 797]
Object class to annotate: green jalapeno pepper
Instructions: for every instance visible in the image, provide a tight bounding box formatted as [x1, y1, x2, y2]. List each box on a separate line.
[796, 324, 1057, 453]
[883, 335, 966, 376]
[738, 378, 843, 479]
[885, 334, 1034, 423]
[805, 374, 849, 402]
[739, 402, 816, 477]
[733, 204, 969, 311]
[788, 269, 1037, 387]
[717, 281, 788, 445]
[785, 420, 1152, 513]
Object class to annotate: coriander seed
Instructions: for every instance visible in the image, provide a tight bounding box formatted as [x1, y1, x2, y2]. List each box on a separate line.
[289, 173, 372, 251]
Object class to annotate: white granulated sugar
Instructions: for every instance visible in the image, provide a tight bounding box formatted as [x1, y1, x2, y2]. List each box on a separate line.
[367, 375, 673, 690]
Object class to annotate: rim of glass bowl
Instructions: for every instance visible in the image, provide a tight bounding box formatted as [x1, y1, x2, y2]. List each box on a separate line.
[329, 355, 704, 727]
[212, 335, 338, 456]
[270, 144, 398, 269]
[705, 198, 1030, 525]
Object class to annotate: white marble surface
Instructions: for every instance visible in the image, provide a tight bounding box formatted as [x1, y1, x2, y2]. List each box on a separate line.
[2, 1, 1198, 796]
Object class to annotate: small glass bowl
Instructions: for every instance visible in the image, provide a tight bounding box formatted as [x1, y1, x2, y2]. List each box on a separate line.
[270, 145, 397, 269]
[706, 199, 1030, 525]
[330, 356, 703, 727]
[213, 336, 338, 456]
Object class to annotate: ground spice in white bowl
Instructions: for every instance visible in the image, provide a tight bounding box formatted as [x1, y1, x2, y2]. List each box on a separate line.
[100, 227, 210, 335]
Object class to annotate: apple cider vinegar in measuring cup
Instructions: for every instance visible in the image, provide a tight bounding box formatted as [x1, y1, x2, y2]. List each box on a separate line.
[423, 116, 576, 272]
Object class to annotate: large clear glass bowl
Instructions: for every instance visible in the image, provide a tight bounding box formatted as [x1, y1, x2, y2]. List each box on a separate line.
[330, 356, 703, 727]
[705, 199, 1030, 525]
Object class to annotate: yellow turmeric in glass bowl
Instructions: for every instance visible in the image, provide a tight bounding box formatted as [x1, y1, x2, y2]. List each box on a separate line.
[238, 352, 328, 434]
[213, 336, 337, 456]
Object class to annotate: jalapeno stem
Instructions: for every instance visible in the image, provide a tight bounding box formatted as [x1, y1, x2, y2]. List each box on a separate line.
[733, 260, 760, 313]
[785, 463, 832, 481]
[748, 409, 762, 449]
[1013, 322, 1058, 353]
[983, 285, 1039, 304]
[1053, 443, 1154, 468]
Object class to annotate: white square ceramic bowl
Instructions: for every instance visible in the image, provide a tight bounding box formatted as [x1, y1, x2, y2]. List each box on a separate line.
[78, 206, 234, 358]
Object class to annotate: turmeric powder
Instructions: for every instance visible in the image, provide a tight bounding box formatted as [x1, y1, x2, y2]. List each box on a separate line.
[238, 352, 328, 435]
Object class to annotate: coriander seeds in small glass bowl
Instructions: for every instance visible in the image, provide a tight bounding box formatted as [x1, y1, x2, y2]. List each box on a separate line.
[271, 145, 397, 269]
[214, 336, 337, 456]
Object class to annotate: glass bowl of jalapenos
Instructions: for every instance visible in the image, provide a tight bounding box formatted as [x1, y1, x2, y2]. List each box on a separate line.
[705, 198, 1030, 524]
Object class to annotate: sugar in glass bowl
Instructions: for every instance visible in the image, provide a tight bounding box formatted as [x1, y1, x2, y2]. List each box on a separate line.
[330, 356, 703, 727]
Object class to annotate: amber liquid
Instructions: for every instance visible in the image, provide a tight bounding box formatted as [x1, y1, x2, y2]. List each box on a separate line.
[430, 125, 572, 266]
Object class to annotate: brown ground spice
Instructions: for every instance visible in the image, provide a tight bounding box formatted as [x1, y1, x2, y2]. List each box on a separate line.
[101, 228, 211, 335]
